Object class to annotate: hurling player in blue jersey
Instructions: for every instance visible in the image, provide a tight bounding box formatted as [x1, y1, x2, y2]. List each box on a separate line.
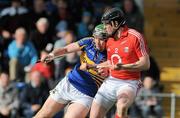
[34, 24, 109, 118]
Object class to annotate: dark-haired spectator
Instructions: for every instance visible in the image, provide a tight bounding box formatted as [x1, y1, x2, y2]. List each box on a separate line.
[122, 0, 144, 33]
[30, 17, 53, 57]
[20, 71, 49, 118]
[0, 72, 19, 118]
[8, 27, 38, 81]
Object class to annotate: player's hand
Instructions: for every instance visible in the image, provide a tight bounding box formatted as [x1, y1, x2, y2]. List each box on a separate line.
[98, 68, 109, 78]
[79, 63, 97, 71]
[113, 63, 123, 70]
[40, 53, 54, 63]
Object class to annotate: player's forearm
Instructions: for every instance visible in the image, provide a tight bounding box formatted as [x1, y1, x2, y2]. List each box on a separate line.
[121, 61, 149, 71]
[51, 48, 67, 57]
[117, 56, 150, 71]
[51, 43, 81, 57]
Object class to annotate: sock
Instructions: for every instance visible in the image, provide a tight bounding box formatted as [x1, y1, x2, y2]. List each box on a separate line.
[115, 113, 128, 118]
[115, 114, 121, 118]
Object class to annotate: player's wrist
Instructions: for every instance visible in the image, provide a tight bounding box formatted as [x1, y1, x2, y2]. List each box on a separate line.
[113, 63, 123, 70]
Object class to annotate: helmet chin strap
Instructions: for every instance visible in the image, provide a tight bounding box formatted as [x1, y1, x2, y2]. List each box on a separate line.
[109, 20, 125, 39]
[111, 24, 121, 38]
[107, 24, 121, 40]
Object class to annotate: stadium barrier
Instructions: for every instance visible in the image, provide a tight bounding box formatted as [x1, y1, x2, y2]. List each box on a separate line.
[138, 93, 180, 118]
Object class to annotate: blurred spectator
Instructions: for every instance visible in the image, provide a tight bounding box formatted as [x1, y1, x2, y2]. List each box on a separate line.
[28, 0, 48, 30]
[55, 20, 68, 39]
[30, 17, 53, 57]
[0, 35, 12, 72]
[77, 11, 94, 39]
[67, 0, 82, 23]
[20, 71, 49, 118]
[31, 50, 54, 80]
[45, 0, 58, 16]
[92, 2, 106, 24]
[56, 0, 71, 21]
[54, 31, 75, 48]
[135, 76, 164, 118]
[8, 27, 38, 81]
[134, 0, 144, 14]
[0, 0, 29, 36]
[0, 1, 10, 11]
[0, 72, 19, 118]
[55, 0, 76, 31]
[122, 0, 144, 33]
[59, 52, 79, 79]
[53, 31, 76, 80]
[46, 0, 59, 34]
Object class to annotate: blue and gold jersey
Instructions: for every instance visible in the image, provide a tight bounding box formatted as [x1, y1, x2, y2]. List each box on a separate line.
[68, 37, 107, 97]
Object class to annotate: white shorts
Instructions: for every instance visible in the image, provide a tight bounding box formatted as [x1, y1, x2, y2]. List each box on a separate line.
[94, 76, 142, 111]
[50, 76, 93, 109]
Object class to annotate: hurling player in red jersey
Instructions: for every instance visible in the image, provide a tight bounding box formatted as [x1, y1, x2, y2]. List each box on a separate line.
[90, 8, 150, 118]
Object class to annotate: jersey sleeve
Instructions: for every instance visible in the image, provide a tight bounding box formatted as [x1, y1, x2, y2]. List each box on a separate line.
[134, 35, 149, 58]
[77, 37, 93, 51]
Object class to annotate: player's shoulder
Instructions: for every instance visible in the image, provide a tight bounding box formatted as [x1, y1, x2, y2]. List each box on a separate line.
[77, 37, 94, 48]
[81, 37, 94, 41]
[128, 28, 143, 39]
[79, 37, 93, 44]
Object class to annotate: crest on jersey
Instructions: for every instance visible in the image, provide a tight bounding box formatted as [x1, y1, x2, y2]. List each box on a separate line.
[124, 47, 129, 53]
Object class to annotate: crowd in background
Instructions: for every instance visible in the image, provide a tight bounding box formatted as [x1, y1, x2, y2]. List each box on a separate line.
[0, 0, 163, 118]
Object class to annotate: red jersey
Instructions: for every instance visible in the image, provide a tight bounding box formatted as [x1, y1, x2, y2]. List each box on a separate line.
[106, 26, 148, 80]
